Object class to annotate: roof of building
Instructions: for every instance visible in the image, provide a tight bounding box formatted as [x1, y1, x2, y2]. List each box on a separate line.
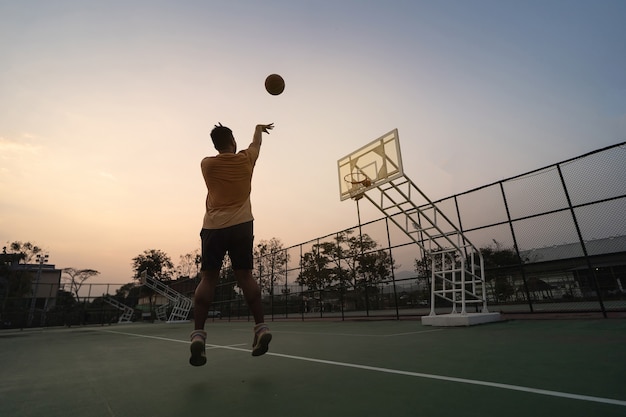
[520, 235, 626, 263]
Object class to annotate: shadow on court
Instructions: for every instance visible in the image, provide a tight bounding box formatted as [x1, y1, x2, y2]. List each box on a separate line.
[1, 319, 624, 417]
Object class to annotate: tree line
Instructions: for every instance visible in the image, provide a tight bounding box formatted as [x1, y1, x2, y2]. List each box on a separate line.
[3, 235, 524, 326]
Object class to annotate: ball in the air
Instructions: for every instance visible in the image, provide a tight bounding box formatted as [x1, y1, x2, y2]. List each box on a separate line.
[265, 74, 285, 96]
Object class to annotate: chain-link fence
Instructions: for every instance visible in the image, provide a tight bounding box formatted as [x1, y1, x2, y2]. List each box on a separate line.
[0, 283, 130, 329]
[3, 143, 625, 328]
[242, 142, 626, 320]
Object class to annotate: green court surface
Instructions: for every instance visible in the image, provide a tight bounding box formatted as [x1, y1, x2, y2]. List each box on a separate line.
[1, 319, 625, 417]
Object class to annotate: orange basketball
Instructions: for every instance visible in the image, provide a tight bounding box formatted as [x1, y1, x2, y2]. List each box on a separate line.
[265, 74, 285, 95]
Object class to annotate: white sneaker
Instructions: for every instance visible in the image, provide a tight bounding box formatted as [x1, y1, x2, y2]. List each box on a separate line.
[251, 323, 272, 357]
[189, 330, 207, 366]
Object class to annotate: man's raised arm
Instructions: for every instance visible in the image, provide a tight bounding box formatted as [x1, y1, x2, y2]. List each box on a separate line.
[251, 123, 274, 148]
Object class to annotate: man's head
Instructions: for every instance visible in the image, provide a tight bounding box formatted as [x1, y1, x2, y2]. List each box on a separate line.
[210, 123, 236, 152]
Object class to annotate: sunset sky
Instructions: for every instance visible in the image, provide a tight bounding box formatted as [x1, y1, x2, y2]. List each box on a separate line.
[1, 1, 624, 284]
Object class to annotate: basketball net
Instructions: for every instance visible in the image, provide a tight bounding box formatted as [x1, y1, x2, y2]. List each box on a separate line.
[344, 172, 372, 201]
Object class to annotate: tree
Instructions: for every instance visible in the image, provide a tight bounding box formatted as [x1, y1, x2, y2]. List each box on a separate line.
[115, 282, 139, 298]
[356, 248, 395, 310]
[296, 231, 395, 310]
[62, 268, 100, 299]
[6, 241, 44, 263]
[480, 240, 519, 302]
[176, 249, 201, 280]
[215, 255, 238, 305]
[414, 248, 469, 306]
[481, 240, 520, 268]
[295, 237, 345, 291]
[114, 283, 141, 307]
[50, 289, 79, 326]
[254, 238, 289, 295]
[414, 248, 461, 288]
[131, 249, 174, 281]
[131, 249, 174, 315]
[413, 257, 432, 301]
[332, 230, 380, 290]
[296, 248, 334, 291]
[358, 249, 394, 288]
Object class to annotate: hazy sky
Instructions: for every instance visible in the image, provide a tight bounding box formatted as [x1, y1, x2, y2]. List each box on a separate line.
[1, 0, 624, 284]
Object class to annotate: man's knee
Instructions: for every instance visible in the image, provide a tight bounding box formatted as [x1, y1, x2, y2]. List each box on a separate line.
[235, 271, 261, 296]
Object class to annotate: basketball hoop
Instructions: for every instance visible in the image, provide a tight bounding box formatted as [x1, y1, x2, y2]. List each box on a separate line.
[344, 172, 372, 200]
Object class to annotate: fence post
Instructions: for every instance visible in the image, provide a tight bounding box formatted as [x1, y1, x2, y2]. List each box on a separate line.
[499, 182, 534, 312]
[556, 164, 608, 318]
[385, 217, 400, 320]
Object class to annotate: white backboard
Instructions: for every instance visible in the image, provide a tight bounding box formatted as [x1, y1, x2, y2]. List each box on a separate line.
[337, 129, 403, 201]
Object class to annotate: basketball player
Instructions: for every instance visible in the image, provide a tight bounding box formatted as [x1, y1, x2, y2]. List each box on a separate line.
[189, 122, 274, 366]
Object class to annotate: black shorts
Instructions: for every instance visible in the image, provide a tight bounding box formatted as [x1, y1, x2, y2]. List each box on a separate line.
[200, 221, 254, 271]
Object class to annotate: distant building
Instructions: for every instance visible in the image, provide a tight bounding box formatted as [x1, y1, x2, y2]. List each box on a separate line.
[0, 254, 62, 325]
[487, 235, 626, 302]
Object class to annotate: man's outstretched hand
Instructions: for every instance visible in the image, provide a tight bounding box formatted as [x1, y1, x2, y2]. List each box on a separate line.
[257, 123, 274, 134]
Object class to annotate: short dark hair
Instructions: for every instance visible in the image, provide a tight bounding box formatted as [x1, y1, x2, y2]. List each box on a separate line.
[210, 123, 233, 151]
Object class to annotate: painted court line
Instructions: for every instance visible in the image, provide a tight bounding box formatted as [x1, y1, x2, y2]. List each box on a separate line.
[98, 329, 246, 349]
[98, 329, 626, 408]
[382, 330, 443, 337]
[232, 328, 443, 337]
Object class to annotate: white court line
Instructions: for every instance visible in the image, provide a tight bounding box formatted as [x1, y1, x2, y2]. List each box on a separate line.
[97, 329, 626, 407]
[98, 330, 246, 349]
[231, 329, 443, 337]
[383, 330, 443, 337]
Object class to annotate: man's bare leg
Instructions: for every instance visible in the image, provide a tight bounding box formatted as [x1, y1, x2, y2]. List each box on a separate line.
[235, 269, 264, 324]
[189, 270, 219, 366]
[193, 270, 220, 329]
[235, 269, 272, 356]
